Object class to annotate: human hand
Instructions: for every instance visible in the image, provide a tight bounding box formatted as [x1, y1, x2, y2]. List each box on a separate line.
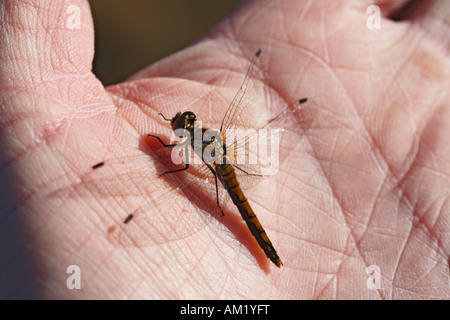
[1, 0, 449, 299]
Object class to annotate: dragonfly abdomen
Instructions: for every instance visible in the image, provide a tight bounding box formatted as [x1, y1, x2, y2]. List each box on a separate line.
[217, 164, 283, 268]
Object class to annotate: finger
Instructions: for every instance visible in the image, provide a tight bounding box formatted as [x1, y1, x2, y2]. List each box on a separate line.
[0, 0, 102, 117]
[361, 0, 418, 20]
[389, 0, 449, 23]
[0, 1, 98, 299]
[0, 1, 119, 175]
[405, 0, 450, 38]
[127, 0, 416, 97]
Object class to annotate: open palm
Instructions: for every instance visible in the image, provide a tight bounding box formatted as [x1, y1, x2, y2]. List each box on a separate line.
[1, 0, 449, 299]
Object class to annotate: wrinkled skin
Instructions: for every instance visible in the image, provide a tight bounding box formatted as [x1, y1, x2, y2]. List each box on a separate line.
[0, 0, 449, 299]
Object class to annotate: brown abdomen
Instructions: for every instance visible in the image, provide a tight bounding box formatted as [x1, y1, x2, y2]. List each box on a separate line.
[217, 164, 283, 267]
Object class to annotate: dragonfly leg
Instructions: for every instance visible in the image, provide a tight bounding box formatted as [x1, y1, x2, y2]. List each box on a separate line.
[148, 134, 183, 148]
[206, 163, 225, 216]
[234, 165, 263, 177]
[148, 135, 191, 176]
[160, 164, 189, 176]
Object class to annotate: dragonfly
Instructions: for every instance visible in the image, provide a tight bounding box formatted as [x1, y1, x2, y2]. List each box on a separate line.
[82, 49, 316, 268]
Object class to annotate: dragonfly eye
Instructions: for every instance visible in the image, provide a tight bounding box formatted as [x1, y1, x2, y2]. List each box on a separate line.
[183, 112, 197, 129]
[185, 114, 195, 129]
[170, 112, 182, 127]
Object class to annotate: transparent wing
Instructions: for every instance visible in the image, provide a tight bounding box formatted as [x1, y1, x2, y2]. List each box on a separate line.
[71, 144, 229, 247]
[220, 49, 262, 134]
[225, 98, 318, 190]
[218, 48, 317, 187]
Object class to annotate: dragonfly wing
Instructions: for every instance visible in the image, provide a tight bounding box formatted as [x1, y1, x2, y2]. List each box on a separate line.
[220, 49, 263, 134]
[106, 183, 216, 247]
[77, 153, 159, 197]
[107, 148, 232, 246]
[186, 148, 232, 216]
[63, 145, 229, 246]
[226, 98, 317, 189]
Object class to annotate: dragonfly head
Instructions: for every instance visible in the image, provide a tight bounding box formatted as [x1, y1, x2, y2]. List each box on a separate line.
[171, 111, 198, 136]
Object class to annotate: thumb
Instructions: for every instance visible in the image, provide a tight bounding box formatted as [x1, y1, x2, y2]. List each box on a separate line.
[0, 0, 114, 181]
[0, 0, 97, 115]
[0, 1, 109, 298]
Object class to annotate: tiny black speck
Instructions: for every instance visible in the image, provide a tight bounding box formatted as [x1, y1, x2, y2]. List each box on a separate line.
[92, 162, 104, 169]
[299, 98, 308, 104]
[124, 214, 134, 224]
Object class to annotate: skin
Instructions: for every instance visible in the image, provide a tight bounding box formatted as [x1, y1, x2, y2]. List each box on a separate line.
[0, 0, 449, 299]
